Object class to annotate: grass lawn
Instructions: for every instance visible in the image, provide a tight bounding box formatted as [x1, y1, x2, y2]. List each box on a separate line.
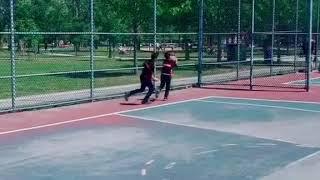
[0, 49, 202, 99]
[0, 48, 298, 100]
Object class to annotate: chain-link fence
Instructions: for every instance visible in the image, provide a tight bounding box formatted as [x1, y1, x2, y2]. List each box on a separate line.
[0, 0, 317, 112]
[201, 0, 316, 90]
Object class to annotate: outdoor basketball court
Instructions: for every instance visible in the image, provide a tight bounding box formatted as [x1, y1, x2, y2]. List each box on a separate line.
[1, 0, 320, 179]
[1, 73, 320, 180]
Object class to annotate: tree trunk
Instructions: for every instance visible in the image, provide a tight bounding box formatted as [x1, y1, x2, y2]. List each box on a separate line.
[217, 35, 222, 62]
[133, 36, 138, 74]
[0, 35, 3, 48]
[137, 36, 141, 51]
[37, 43, 40, 54]
[108, 38, 112, 59]
[133, 23, 139, 74]
[184, 36, 190, 61]
[286, 36, 290, 55]
[74, 0, 80, 18]
[74, 42, 80, 56]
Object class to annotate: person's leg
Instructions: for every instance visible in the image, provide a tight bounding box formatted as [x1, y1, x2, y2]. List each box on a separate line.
[125, 77, 146, 101]
[159, 74, 166, 91]
[129, 83, 146, 95]
[142, 80, 155, 104]
[164, 75, 172, 99]
[155, 74, 165, 98]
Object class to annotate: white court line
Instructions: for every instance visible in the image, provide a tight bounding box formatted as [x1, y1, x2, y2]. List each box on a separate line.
[0, 96, 211, 136]
[164, 162, 176, 170]
[117, 113, 302, 146]
[145, 160, 154, 166]
[191, 146, 206, 150]
[284, 150, 320, 169]
[296, 144, 313, 148]
[259, 150, 320, 180]
[195, 149, 218, 155]
[196, 100, 320, 113]
[246, 145, 263, 148]
[256, 143, 277, 146]
[284, 77, 320, 85]
[221, 144, 239, 147]
[207, 95, 320, 105]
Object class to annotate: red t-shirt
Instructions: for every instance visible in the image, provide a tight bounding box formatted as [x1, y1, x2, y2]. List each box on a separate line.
[161, 59, 177, 76]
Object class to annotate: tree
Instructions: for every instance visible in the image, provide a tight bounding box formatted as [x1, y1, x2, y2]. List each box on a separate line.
[0, 0, 10, 47]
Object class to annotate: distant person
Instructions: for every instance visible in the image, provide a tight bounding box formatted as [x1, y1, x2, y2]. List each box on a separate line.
[124, 52, 159, 104]
[303, 39, 318, 69]
[263, 37, 272, 63]
[155, 51, 178, 101]
[312, 39, 317, 69]
[44, 43, 48, 51]
[302, 39, 316, 57]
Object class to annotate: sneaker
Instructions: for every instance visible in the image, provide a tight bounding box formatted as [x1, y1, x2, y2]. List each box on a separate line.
[124, 93, 129, 101]
[141, 99, 151, 104]
[163, 97, 168, 101]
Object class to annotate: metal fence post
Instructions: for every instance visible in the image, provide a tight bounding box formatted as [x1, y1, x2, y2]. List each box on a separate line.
[90, 0, 95, 100]
[306, 0, 313, 91]
[197, 0, 204, 87]
[153, 0, 157, 53]
[10, 0, 16, 110]
[271, 0, 275, 76]
[294, 0, 299, 71]
[134, 34, 138, 74]
[153, 0, 157, 89]
[316, 0, 320, 71]
[237, 0, 241, 80]
[250, 0, 255, 90]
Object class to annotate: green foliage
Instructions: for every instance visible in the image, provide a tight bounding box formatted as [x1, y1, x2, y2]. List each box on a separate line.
[0, 0, 318, 33]
[0, 0, 319, 50]
[0, 0, 10, 32]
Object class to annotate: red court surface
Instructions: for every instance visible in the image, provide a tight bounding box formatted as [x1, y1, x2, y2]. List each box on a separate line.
[0, 72, 320, 136]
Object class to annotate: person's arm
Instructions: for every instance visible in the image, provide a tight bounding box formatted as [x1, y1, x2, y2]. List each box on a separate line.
[152, 75, 159, 81]
[150, 64, 159, 81]
[144, 62, 150, 69]
[171, 56, 178, 68]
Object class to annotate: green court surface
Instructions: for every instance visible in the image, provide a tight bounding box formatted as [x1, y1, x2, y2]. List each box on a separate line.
[123, 97, 320, 123]
[0, 97, 320, 180]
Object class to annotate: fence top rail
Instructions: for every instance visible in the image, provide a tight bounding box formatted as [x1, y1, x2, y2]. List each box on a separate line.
[203, 60, 249, 66]
[0, 32, 198, 35]
[255, 31, 308, 35]
[1, 31, 320, 35]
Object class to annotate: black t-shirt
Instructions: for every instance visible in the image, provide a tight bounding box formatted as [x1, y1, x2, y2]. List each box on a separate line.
[141, 60, 154, 80]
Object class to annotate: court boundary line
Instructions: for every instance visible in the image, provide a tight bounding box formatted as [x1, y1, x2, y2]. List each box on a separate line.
[207, 95, 320, 105]
[116, 113, 306, 146]
[0, 96, 211, 136]
[261, 150, 320, 179]
[284, 77, 320, 85]
[196, 100, 320, 113]
[284, 150, 320, 169]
